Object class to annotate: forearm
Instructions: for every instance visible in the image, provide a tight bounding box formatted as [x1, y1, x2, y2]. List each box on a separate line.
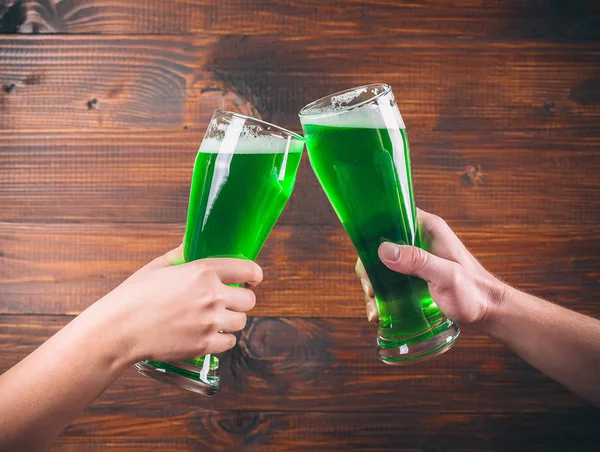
[0, 299, 133, 451]
[484, 286, 600, 407]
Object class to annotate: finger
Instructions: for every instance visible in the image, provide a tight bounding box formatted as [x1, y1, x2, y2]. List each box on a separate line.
[217, 310, 248, 333]
[205, 332, 238, 354]
[356, 259, 374, 297]
[417, 209, 478, 268]
[220, 285, 257, 312]
[378, 242, 461, 290]
[417, 209, 463, 252]
[365, 293, 379, 323]
[360, 277, 374, 298]
[355, 259, 368, 281]
[145, 244, 184, 269]
[196, 258, 263, 287]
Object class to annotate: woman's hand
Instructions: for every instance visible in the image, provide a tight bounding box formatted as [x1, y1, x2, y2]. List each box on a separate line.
[0, 245, 263, 452]
[95, 245, 263, 364]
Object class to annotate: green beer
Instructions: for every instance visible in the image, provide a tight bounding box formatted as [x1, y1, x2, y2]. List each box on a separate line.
[184, 137, 303, 262]
[299, 84, 459, 363]
[136, 111, 304, 395]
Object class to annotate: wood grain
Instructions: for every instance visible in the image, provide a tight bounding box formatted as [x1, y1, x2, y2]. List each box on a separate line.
[1, 131, 598, 227]
[1, 0, 597, 42]
[210, 37, 600, 133]
[1, 223, 598, 317]
[48, 411, 600, 451]
[0, 35, 259, 132]
[1, 1, 599, 449]
[1, 36, 599, 136]
[2, 315, 598, 416]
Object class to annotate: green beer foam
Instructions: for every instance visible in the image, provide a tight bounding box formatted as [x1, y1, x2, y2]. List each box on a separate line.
[199, 136, 304, 155]
[303, 86, 406, 129]
[304, 104, 405, 130]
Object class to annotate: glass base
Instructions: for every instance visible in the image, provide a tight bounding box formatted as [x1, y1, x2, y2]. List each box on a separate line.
[134, 359, 220, 397]
[377, 318, 460, 364]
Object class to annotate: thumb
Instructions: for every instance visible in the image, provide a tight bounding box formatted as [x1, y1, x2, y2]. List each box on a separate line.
[144, 244, 185, 269]
[378, 242, 458, 288]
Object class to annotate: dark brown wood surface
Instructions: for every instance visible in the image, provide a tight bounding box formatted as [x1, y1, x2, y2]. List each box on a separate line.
[2, 0, 599, 40]
[1, 223, 599, 317]
[2, 315, 600, 452]
[1, 0, 599, 450]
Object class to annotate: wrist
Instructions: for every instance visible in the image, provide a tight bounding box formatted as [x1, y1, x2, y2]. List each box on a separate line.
[76, 297, 140, 371]
[476, 276, 519, 339]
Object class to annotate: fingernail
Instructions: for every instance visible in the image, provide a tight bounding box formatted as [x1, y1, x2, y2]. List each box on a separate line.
[380, 242, 401, 262]
[366, 304, 377, 322]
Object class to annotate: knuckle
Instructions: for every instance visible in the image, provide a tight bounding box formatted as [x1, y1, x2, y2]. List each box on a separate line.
[203, 286, 223, 307]
[213, 289, 226, 306]
[199, 301, 221, 328]
[447, 267, 464, 291]
[194, 263, 214, 280]
[204, 310, 218, 326]
[430, 214, 448, 231]
[410, 247, 429, 271]
[202, 280, 226, 305]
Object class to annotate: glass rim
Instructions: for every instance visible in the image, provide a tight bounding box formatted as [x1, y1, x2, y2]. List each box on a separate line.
[214, 109, 304, 141]
[298, 83, 391, 119]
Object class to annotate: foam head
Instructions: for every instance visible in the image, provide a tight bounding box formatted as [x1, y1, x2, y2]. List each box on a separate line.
[300, 85, 405, 129]
[201, 113, 304, 154]
[199, 134, 304, 155]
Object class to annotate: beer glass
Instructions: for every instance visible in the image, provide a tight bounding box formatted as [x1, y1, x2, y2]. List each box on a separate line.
[299, 84, 459, 363]
[135, 110, 304, 395]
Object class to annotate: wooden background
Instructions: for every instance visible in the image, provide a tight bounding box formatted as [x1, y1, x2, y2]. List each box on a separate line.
[1, 0, 600, 450]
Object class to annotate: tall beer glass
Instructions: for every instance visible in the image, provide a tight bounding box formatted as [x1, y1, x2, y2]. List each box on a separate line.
[299, 84, 459, 363]
[135, 110, 304, 395]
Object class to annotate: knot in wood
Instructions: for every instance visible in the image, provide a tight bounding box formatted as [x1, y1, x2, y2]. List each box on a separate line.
[87, 98, 99, 109]
[2, 83, 16, 94]
[461, 164, 485, 187]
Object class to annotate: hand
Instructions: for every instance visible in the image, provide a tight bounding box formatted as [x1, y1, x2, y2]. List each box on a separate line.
[92, 245, 263, 363]
[355, 209, 512, 330]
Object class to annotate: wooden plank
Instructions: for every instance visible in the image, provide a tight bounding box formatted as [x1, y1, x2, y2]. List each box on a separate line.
[47, 411, 600, 452]
[209, 37, 600, 135]
[1, 223, 598, 317]
[0, 35, 259, 132]
[0, 3, 596, 451]
[1, 315, 598, 415]
[1, 36, 599, 135]
[1, 131, 598, 227]
[2, 0, 598, 41]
